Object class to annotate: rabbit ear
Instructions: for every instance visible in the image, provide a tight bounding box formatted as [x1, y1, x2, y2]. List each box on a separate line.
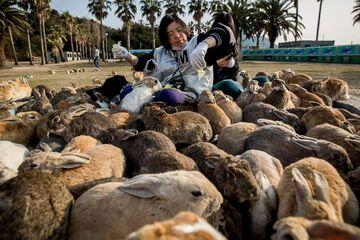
[117, 129, 137, 141]
[292, 168, 313, 208]
[292, 136, 319, 151]
[33, 88, 41, 99]
[68, 105, 90, 118]
[57, 152, 91, 169]
[313, 170, 331, 204]
[272, 110, 287, 121]
[307, 220, 360, 240]
[256, 171, 270, 190]
[344, 136, 360, 151]
[118, 174, 163, 198]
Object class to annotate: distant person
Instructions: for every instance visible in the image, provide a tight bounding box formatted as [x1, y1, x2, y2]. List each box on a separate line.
[94, 46, 100, 69]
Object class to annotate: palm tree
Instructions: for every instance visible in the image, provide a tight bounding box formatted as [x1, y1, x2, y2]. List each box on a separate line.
[31, 0, 51, 65]
[18, 0, 33, 65]
[42, 6, 51, 64]
[209, 0, 226, 15]
[88, 0, 112, 61]
[140, 0, 162, 49]
[48, 25, 66, 62]
[249, 2, 266, 48]
[8, 26, 18, 65]
[63, 11, 76, 60]
[0, 0, 30, 68]
[164, 0, 185, 16]
[256, 0, 304, 48]
[316, 0, 323, 41]
[352, 0, 360, 25]
[224, 0, 254, 50]
[293, 0, 299, 41]
[187, 0, 208, 34]
[114, 0, 137, 50]
[73, 22, 80, 60]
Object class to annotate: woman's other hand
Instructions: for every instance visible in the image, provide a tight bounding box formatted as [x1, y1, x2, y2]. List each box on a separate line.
[216, 55, 235, 68]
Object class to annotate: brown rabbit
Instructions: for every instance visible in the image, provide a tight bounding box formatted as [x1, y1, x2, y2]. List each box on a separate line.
[310, 77, 350, 101]
[301, 105, 356, 133]
[17, 88, 53, 115]
[0, 111, 42, 145]
[213, 90, 242, 124]
[277, 158, 359, 224]
[198, 90, 230, 135]
[141, 105, 213, 145]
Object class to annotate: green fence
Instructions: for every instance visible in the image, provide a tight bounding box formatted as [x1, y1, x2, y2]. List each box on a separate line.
[242, 44, 360, 64]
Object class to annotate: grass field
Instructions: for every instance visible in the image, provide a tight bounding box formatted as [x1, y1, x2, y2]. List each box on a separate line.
[1, 60, 359, 97]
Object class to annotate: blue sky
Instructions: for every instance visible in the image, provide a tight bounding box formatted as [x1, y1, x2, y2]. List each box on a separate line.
[52, 0, 360, 45]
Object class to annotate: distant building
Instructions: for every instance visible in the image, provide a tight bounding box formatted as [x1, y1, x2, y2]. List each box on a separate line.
[278, 40, 335, 48]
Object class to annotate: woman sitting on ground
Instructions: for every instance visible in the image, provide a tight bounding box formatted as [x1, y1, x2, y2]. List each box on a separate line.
[113, 13, 238, 106]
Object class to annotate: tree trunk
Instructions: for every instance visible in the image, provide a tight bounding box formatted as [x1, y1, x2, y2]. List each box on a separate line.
[316, 0, 323, 41]
[89, 43, 92, 60]
[80, 44, 83, 60]
[0, 31, 8, 68]
[100, 19, 105, 62]
[59, 47, 65, 62]
[239, 29, 243, 50]
[75, 40, 79, 60]
[85, 44, 88, 60]
[39, 18, 45, 65]
[295, 2, 299, 42]
[70, 31, 74, 60]
[42, 20, 48, 64]
[197, 18, 201, 35]
[151, 23, 155, 49]
[8, 27, 18, 65]
[26, 30, 33, 65]
[256, 35, 260, 48]
[127, 23, 131, 50]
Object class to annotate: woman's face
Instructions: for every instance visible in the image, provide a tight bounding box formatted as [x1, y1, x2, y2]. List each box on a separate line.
[167, 21, 188, 49]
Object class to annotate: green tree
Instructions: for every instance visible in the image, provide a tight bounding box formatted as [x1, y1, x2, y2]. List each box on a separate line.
[187, 0, 208, 34]
[114, 0, 137, 50]
[316, 0, 323, 41]
[209, 0, 226, 15]
[224, 0, 254, 50]
[140, 0, 162, 49]
[0, 0, 30, 68]
[164, 0, 185, 16]
[63, 11, 76, 60]
[352, 0, 360, 25]
[293, 0, 299, 41]
[249, 2, 266, 48]
[31, 0, 51, 65]
[48, 24, 66, 62]
[88, 0, 112, 61]
[256, 0, 304, 48]
[17, 0, 34, 65]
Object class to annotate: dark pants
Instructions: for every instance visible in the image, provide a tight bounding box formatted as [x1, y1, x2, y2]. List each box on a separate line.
[94, 56, 100, 68]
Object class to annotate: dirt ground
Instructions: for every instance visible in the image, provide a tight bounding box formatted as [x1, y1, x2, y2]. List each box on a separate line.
[1, 60, 359, 97]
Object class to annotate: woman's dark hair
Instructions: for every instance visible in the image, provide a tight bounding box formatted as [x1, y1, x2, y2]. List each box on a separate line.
[211, 12, 238, 41]
[158, 14, 190, 50]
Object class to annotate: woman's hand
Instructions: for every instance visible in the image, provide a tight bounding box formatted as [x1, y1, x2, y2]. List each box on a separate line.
[112, 45, 129, 59]
[216, 55, 235, 68]
[190, 41, 209, 69]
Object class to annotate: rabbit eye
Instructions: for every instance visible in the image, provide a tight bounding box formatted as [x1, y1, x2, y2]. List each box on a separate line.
[333, 153, 341, 160]
[191, 190, 203, 197]
[30, 163, 39, 168]
[282, 234, 295, 240]
[53, 116, 60, 123]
